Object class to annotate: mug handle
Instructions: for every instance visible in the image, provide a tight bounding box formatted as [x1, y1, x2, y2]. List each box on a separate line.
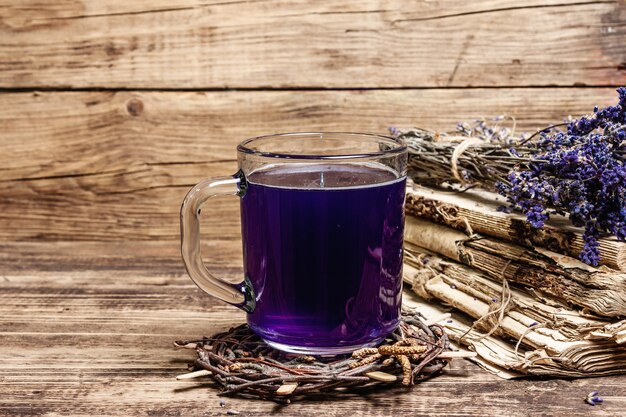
[180, 171, 255, 312]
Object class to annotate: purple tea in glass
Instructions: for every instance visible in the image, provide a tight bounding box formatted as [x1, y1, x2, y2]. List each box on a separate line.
[181, 133, 407, 354]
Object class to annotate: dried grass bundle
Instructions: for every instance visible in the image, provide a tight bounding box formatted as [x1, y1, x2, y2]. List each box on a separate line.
[404, 215, 626, 317]
[403, 245, 626, 377]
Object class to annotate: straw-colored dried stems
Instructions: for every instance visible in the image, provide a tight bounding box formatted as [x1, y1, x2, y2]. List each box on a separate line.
[405, 186, 626, 271]
[404, 216, 626, 317]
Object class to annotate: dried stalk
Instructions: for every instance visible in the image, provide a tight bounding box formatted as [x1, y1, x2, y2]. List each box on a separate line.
[405, 184, 626, 271]
[401, 127, 531, 189]
[405, 216, 626, 317]
[402, 245, 626, 377]
[401, 107, 626, 268]
[174, 310, 456, 401]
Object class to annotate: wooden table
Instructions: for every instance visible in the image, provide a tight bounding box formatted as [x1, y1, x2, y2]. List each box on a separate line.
[2, 1, 626, 415]
[1, 240, 624, 416]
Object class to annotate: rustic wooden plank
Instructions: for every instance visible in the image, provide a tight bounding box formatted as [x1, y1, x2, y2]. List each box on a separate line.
[0, 374, 622, 417]
[0, 241, 625, 416]
[0, 88, 621, 241]
[0, 240, 240, 277]
[1, 1, 624, 88]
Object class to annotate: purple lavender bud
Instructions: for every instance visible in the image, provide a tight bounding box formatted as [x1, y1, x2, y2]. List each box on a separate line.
[509, 147, 520, 157]
[496, 87, 626, 266]
[585, 391, 604, 406]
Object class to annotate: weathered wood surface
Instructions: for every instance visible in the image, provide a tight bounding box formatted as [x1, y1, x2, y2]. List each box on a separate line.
[1, 1, 625, 88]
[2, 0, 625, 414]
[0, 88, 621, 241]
[1, 240, 625, 416]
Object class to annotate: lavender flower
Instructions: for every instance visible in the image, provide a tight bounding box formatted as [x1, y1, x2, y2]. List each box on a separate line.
[585, 390, 603, 406]
[398, 87, 626, 266]
[454, 117, 518, 144]
[497, 87, 626, 266]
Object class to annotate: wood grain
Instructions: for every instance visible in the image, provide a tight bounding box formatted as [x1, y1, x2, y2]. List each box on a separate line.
[2, 1, 625, 415]
[1, 0, 625, 88]
[0, 88, 621, 241]
[1, 240, 625, 416]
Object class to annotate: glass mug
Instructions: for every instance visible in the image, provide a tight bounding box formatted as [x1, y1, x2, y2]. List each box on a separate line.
[181, 132, 407, 354]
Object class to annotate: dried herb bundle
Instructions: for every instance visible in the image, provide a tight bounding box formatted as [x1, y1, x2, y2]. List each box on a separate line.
[397, 87, 626, 266]
[401, 125, 529, 190]
[402, 245, 626, 377]
[404, 185, 626, 271]
[174, 310, 460, 402]
[404, 215, 626, 317]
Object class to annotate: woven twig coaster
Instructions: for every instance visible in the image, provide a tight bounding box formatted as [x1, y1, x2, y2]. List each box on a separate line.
[174, 308, 471, 402]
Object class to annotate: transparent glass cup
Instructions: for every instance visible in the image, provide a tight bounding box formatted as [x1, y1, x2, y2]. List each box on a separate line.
[181, 132, 407, 354]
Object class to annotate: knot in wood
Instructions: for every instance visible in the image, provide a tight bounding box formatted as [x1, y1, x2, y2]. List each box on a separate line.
[126, 97, 144, 116]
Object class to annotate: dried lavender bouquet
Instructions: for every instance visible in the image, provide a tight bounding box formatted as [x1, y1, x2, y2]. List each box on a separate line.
[396, 87, 626, 266]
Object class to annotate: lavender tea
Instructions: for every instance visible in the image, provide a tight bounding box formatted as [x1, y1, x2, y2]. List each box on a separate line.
[241, 163, 406, 352]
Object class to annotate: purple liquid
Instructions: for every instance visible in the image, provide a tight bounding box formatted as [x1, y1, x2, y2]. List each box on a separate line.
[240, 163, 406, 351]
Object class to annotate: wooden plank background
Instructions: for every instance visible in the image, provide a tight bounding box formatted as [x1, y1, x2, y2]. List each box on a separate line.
[0, 1, 625, 240]
[1, 0, 625, 88]
[1, 1, 626, 416]
[1, 88, 623, 240]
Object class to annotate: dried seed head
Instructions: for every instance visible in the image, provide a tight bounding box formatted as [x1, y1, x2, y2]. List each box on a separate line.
[398, 355, 412, 386]
[348, 353, 381, 369]
[378, 345, 427, 356]
[228, 363, 242, 372]
[352, 347, 379, 358]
